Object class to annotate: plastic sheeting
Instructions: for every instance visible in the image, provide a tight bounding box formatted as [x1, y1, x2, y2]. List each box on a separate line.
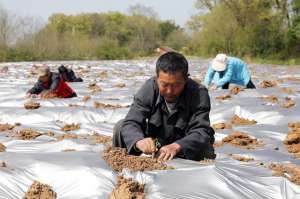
[0, 60, 300, 199]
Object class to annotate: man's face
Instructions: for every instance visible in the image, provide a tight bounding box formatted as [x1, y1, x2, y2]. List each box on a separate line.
[39, 73, 50, 83]
[157, 70, 186, 103]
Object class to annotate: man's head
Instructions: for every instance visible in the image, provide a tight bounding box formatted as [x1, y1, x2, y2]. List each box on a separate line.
[156, 52, 188, 103]
[212, 53, 228, 72]
[37, 66, 51, 83]
[58, 65, 67, 73]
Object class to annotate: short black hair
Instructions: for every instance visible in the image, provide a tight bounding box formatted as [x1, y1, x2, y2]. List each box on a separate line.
[156, 51, 188, 78]
[58, 65, 67, 73]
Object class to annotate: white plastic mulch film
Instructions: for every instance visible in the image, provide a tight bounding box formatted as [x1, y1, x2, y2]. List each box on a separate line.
[0, 60, 299, 199]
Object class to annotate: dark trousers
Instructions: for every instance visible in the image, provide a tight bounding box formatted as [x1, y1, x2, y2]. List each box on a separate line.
[112, 119, 216, 161]
[222, 79, 256, 89]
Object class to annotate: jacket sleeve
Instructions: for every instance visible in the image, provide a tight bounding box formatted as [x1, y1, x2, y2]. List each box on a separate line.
[216, 64, 233, 87]
[121, 79, 155, 154]
[203, 66, 215, 87]
[49, 73, 61, 91]
[27, 82, 43, 94]
[175, 87, 215, 160]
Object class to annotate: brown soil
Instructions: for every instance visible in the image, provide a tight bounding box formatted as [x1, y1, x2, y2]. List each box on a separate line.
[62, 149, 76, 152]
[230, 86, 244, 95]
[89, 133, 112, 144]
[284, 125, 300, 158]
[269, 163, 300, 185]
[61, 123, 80, 132]
[97, 71, 108, 79]
[215, 131, 263, 149]
[215, 95, 232, 100]
[23, 181, 57, 199]
[0, 143, 6, 152]
[44, 132, 55, 137]
[109, 176, 145, 199]
[93, 101, 129, 109]
[88, 83, 102, 93]
[12, 129, 42, 140]
[24, 101, 40, 110]
[281, 87, 294, 94]
[0, 162, 6, 167]
[0, 123, 15, 131]
[56, 133, 79, 141]
[280, 98, 296, 108]
[288, 122, 300, 130]
[102, 147, 173, 172]
[199, 159, 215, 165]
[113, 83, 126, 88]
[212, 123, 232, 130]
[229, 154, 254, 162]
[40, 91, 58, 99]
[260, 80, 278, 88]
[261, 95, 279, 104]
[231, 115, 257, 126]
[82, 95, 91, 102]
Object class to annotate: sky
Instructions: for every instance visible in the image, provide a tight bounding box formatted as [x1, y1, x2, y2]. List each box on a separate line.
[0, 0, 198, 27]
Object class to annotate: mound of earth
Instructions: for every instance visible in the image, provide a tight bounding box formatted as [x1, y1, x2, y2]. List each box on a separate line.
[82, 95, 91, 102]
[40, 91, 58, 99]
[0, 143, 6, 152]
[0, 123, 15, 131]
[281, 87, 294, 94]
[102, 147, 172, 172]
[231, 115, 257, 125]
[284, 123, 300, 158]
[269, 164, 300, 185]
[109, 176, 145, 199]
[23, 181, 57, 199]
[88, 83, 102, 93]
[93, 101, 129, 109]
[62, 149, 76, 152]
[261, 95, 279, 104]
[260, 80, 278, 88]
[113, 83, 126, 88]
[12, 129, 42, 140]
[97, 71, 108, 79]
[61, 124, 80, 132]
[230, 154, 254, 162]
[89, 133, 112, 144]
[230, 86, 244, 95]
[215, 95, 232, 101]
[56, 133, 79, 140]
[280, 98, 296, 108]
[214, 132, 263, 149]
[24, 101, 40, 110]
[212, 123, 232, 130]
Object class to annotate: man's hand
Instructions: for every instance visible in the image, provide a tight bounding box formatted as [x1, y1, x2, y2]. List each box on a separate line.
[209, 84, 217, 90]
[135, 138, 156, 154]
[157, 143, 182, 161]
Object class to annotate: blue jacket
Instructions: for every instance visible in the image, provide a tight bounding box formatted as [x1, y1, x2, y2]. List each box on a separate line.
[204, 57, 251, 87]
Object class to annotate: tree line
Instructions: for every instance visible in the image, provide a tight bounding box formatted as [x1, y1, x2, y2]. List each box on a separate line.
[0, 1, 300, 62]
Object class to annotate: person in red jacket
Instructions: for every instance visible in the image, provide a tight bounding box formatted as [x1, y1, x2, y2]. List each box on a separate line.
[26, 66, 77, 98]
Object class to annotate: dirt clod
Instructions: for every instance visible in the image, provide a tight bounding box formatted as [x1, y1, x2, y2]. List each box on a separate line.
[24, 101, 40, 110]
[113, 83, 126, 88]
[102, 147, 172, 172]
[215, 132, 263, 149]
[93, 101, 129, 109]
[82, 95, 91, 102]
[261, 95, 279, 104]
[284, 124, 300, 158]
[260, 80, 278, 88]
[88, 83, 102, 93]
[230, 154, 254, 162]
[212, 123, 232, 130]
[0, 123, 15, 131]
[23, 181, 57, 199]
[269, 164, 300, 185]
[280, 98, 296, 108]
[230, 86, 244, 95]
[0, 143, 6, 152]
[215, 95, 232, 100]
[12, 129, 42, 140]
[109, 176, 145, 199]
[56, 133, 78, 140]
[231, 115, 257, 126]
[89, 133, 112, 144]
[61, 124, 80, 132]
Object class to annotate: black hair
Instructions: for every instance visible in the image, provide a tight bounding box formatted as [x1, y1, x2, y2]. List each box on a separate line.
[156, 51, 188, 78]
[58, 65, 67, 73]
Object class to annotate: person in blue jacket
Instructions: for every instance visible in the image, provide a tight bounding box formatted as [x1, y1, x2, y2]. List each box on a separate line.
[204, 54, 256, 89]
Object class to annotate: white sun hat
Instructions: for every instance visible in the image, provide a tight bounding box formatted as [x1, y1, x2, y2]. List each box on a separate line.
[212, 53, 228, 71]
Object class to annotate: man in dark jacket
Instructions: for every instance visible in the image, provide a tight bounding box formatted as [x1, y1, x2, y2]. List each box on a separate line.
[26, 66, 77, 98]
[58, 65, 83, 82]
[113, 52, 215, 161]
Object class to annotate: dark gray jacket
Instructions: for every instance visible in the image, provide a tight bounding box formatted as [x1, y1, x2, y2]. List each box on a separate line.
[121, 77, 215, 160]
[28, 72, 60, 95]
